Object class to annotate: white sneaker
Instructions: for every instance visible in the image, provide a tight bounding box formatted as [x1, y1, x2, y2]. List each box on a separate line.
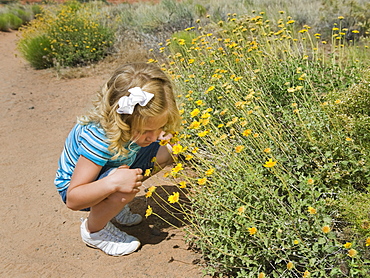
[80, 218, 140, 256]
[113, 205, 143, 226]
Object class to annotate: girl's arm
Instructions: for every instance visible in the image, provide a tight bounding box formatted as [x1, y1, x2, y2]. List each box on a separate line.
[66, 155, 142, 211]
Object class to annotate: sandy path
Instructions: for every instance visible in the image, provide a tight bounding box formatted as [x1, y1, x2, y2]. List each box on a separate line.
[0, 31, 206, 278]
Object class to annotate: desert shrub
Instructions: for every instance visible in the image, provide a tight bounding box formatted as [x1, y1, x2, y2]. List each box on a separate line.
[168, 29, 198, 57]
[0, 13, 11, 31]
[30, 4, 42, 17]
[0, 3, 38, 31]
[18, 34, 52, 69]
[325, 69, 370, 148]
[194, 3, 206, 18]
[9, 7, 33, 23]
[17, 0, 114, 69]
[145, 11, 370, 277]
[114, 0, 195, 34]
[0, 13, 22, 31]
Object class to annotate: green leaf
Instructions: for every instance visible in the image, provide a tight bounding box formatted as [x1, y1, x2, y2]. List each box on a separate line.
[317, 237, 326, 244]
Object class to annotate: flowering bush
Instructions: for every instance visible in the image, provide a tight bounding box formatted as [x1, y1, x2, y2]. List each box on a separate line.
[146, 12, 370, 277]
[17, 1, 113, 69]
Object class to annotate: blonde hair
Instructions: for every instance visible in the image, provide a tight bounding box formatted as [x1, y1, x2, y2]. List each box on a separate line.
[79, 63, 181, 158]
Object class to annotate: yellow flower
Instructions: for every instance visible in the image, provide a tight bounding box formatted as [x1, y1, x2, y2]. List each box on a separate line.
[189, 120, 201, 129]
[242, 129, 252, 136]
[322, 225, 331, 233]
[144, 169, 151, 177]
[258, 272, 265, 278]
[206, 86, 215, 93]
[185, 154, 193, 160]
[298, 73, 307, 80]
[307, 206, 317, 214]
[205, 168, 215, 176]
[303, 270, 311, 278]
[296, 85, 304, 90]
[159, 139, 169, 146]
[263, 148, 271, 153]
[195, 100, 204, 106]
[197, 177, 207, 185]
[335, 99, 342, 104]
[343, 242, 352, 249]
[190, 108, 200, 117]
[348, 248, 357, 258]
[365, 237, 370, 246]
[287, 87, 295, 93]
[145, 205, 153, 218]
[145, 186, 156, 198]
[263, 158, 277, 168]
[345, 137, 353, 142]
[171, 163, 184, 174]
[201, 112, 211, 119]
[248, 227, 257, 235]
[198, 130, 209, 137]
[237, 206, 246, 215]
[293, 239, 299, 245]
[168, 192, 180, 203]
[235, 145, 245, 153]
[172, 144, 183, 155]
[307, 178, 314, 185]
[240, 120, 248, 126]
[286, 261, 294, 270]
[178, 181, 187, 188]
[201, 119, 210, 126]
[220, 108, 228, 115]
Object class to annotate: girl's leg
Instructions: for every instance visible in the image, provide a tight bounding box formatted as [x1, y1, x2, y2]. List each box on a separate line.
[155, 145, 174, 169]
[87, 191, 136, 233]
[80, 191, 140, 256]
[90, 143, 172, 232]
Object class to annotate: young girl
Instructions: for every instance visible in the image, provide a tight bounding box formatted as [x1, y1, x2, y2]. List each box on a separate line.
[54, 62, 180, 256]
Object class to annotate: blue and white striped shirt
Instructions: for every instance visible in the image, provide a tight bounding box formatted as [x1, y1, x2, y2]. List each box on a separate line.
[54, 123, 141, 192]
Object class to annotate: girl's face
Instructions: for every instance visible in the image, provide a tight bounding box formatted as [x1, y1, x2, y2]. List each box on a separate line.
[131, 112, 168, 147]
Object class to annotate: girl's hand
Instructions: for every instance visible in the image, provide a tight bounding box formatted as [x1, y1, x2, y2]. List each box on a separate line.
[107, 165, 143, 194]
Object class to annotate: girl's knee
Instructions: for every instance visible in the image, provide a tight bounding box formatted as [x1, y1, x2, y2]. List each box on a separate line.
[156, 145, 174, 168]
[106, 191, 136, 204]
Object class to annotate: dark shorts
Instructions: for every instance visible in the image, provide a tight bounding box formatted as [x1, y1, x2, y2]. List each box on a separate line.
[58, 141, 160, 209]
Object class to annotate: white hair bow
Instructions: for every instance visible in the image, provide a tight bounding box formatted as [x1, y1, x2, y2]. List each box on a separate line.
[116, 87, 154, 115]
